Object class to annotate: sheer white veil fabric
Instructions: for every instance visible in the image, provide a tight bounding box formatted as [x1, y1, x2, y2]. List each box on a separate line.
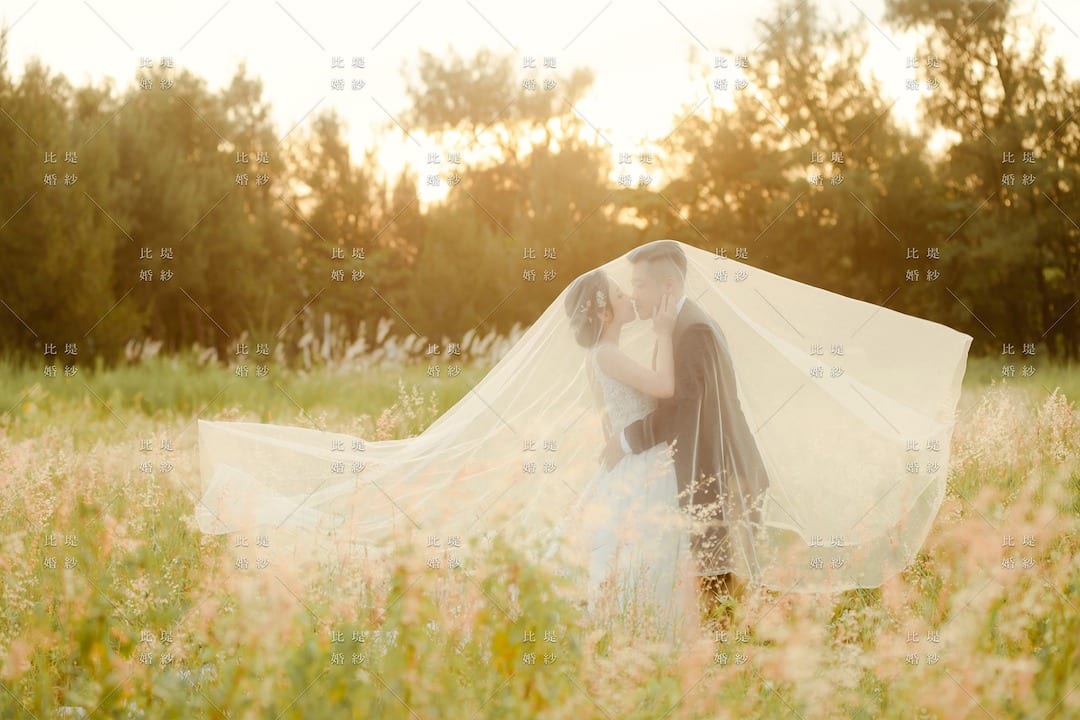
[195, 240, 972, 593]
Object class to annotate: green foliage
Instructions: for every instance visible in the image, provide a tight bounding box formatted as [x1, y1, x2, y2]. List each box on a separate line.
[3, 2, 1078, 366]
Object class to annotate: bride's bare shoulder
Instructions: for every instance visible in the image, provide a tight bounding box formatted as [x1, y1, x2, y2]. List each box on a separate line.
[593, 341, 622, 359]
[593, 343, 634, 374]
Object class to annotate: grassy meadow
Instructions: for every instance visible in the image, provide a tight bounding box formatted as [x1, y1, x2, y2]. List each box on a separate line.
[0, 352, 1077, 718]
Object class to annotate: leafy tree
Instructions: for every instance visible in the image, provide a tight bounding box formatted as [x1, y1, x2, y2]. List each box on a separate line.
[885, 0, 1080, 357]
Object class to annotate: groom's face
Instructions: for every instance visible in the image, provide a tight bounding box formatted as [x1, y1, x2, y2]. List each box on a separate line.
[630, 262, 660, 319]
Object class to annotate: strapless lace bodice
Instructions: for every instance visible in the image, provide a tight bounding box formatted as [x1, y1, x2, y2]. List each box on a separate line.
[591, 346, 657, 430]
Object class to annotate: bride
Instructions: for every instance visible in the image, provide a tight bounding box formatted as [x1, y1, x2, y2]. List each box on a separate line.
[195, 239, 972, 628]
[544, 267, 696, 633]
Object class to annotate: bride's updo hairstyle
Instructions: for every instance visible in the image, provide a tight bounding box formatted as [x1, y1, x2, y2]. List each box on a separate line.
[564, 270, 610, 347]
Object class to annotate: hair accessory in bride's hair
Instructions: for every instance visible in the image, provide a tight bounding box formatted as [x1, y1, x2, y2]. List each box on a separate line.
[571, 287, 605, 318]
[565, 270, 609, 347]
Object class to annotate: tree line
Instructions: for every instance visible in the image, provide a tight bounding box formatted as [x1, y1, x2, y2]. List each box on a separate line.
[0, 0, 1076, 368]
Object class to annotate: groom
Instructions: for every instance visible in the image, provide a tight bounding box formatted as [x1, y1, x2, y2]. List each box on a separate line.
[602, 240, 770, 626]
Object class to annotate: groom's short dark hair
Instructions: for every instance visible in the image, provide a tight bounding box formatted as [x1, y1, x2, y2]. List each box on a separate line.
[628, 240, 687, 279]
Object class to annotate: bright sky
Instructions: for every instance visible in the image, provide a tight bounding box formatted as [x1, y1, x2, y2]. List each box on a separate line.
[2, 0, 1077, 208]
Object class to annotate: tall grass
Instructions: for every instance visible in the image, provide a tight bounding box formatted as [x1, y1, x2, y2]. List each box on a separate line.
[0, 356, 1076, 718]
[0, 352, 484, 445]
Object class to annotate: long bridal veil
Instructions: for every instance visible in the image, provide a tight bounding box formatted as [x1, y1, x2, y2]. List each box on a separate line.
[195, 240, 972, 593]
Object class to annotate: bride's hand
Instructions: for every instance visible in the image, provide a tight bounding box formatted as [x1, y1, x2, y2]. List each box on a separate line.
[653, 293, 676, 336]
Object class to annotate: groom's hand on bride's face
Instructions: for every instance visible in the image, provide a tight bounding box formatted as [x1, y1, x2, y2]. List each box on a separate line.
[601, 434, 625, 471]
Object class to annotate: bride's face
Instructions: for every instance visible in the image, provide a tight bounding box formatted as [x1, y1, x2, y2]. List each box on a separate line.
[606, 282, 636, 325]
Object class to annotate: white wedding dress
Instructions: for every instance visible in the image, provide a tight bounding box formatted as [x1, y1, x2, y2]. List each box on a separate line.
[544, 346, 692, 636]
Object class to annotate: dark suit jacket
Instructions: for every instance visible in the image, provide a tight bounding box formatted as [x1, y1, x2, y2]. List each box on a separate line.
[623, 298, 770, 576]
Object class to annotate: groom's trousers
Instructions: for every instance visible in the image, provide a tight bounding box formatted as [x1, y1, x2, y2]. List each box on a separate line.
[698, 572, 737, 623]
[699, 572, 735, 599]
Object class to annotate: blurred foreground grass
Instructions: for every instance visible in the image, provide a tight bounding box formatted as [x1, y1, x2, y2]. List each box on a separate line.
[0, 353, 1077, 718]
